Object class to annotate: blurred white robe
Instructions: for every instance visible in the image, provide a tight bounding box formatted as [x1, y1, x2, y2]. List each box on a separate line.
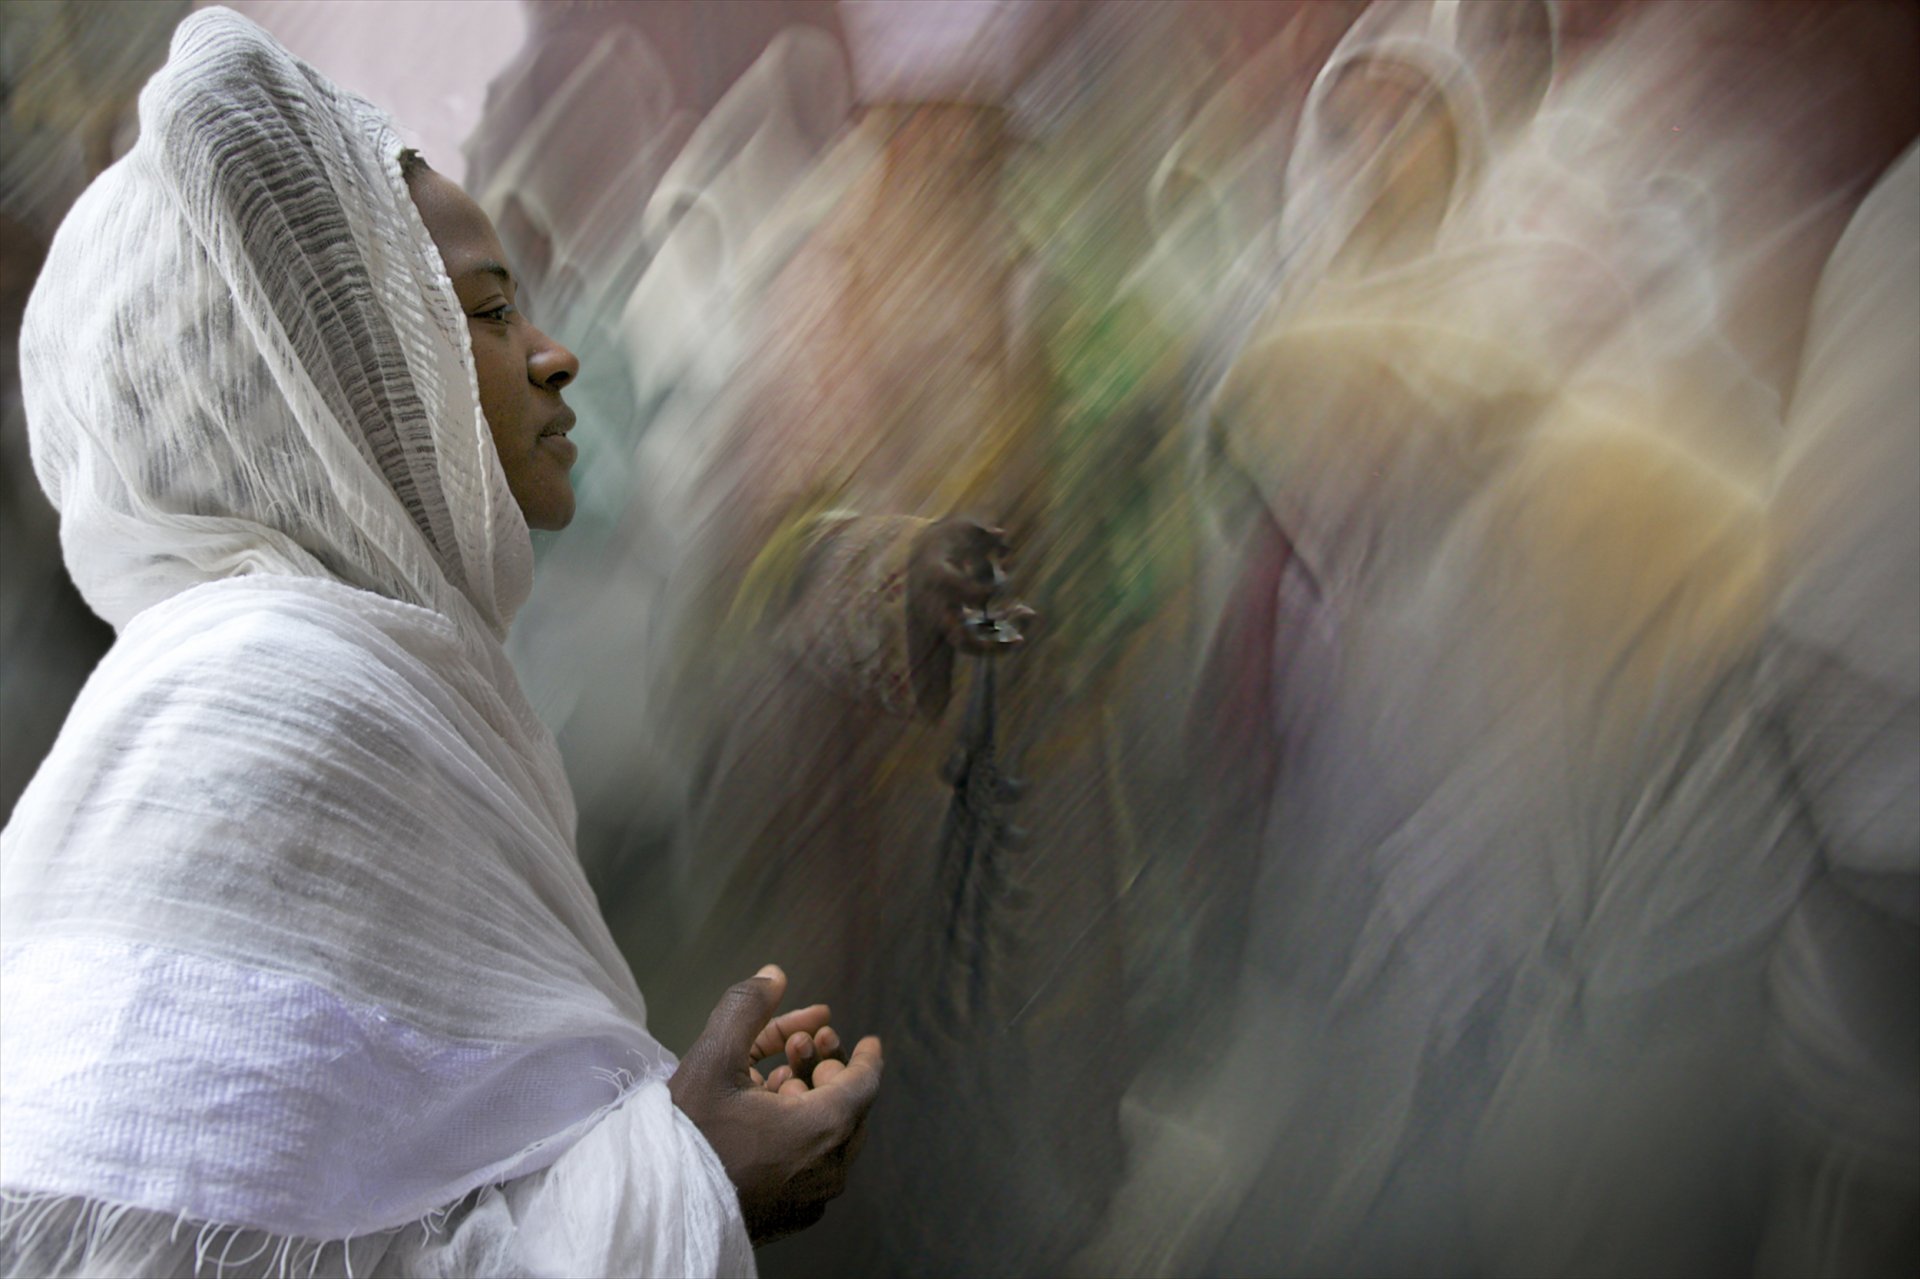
[1203, 267, 1809, 1277]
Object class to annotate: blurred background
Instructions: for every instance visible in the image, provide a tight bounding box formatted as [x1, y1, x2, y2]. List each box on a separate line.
[3, 2, 1916, 1276]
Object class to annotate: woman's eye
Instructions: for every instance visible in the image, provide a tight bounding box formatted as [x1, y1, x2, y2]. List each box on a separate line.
[474, 303, 517, 324]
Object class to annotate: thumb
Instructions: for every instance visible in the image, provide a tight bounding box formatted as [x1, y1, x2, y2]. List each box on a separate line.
[693, 964, 787, 1072]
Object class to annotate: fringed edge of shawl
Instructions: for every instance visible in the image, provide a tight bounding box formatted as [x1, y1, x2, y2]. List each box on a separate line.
[0, 1063, 665, 1279]
[0, 1187, 431, 1279]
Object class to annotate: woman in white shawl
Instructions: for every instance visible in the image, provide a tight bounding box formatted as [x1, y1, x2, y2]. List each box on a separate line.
[0, 10, 879, 1277]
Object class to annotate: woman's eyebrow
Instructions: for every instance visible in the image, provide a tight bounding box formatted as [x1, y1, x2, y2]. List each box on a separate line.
[462, 259, 515, 291]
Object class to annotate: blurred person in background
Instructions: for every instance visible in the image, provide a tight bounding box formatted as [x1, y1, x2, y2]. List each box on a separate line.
[1167, 1, 1525, 1010]
[1, 10, 879, 1276]
[1186, 24, 1810, 1269]
[637, 3, 1148, 1271]
[1113, 4, 1911, 1276]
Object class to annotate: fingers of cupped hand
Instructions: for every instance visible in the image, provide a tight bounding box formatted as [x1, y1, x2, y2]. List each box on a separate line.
[805, 1036, 883, 1123]
[785, 1030, 818, 1084]
[750, 1003, 830, 1062]
[751, 1023, 842, 1093]
[676, 969, 801, 1104]
[754, 1037, 881, 1136]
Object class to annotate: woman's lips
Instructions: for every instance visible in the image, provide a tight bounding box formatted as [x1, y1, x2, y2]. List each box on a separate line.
[538, 408, 577, 465]
[539, 432, 578, 466]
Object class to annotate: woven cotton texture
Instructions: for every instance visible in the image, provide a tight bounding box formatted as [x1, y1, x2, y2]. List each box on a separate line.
[2, 9, 750, 1273]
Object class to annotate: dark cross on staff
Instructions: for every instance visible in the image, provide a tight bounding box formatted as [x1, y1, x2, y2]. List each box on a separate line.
[934, 607, 1026, 1027]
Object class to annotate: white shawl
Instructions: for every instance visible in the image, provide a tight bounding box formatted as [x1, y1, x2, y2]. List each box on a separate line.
[2, 9, 748, 1272]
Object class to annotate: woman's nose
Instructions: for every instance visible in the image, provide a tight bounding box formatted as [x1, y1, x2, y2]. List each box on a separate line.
[529, 329, 579, 391]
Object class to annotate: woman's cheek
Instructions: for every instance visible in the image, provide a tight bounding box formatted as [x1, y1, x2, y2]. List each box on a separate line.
[466, 328, 522, 430]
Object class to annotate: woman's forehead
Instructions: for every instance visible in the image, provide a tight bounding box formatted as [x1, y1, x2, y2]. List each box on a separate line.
[409, 169, 514, 282]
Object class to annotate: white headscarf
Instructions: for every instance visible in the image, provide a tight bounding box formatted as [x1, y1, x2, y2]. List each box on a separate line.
[1, 9, 737, 1259]
[1184, 10, 1491, 416]
[21, 7, 530, 642]
[1274, 24, 1489, 295]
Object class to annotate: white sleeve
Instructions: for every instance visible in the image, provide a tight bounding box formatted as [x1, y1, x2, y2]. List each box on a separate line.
[386, 1081, 756, 1279]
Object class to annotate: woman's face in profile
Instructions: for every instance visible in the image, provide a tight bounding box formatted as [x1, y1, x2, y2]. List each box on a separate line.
[406, 165, 582, 531]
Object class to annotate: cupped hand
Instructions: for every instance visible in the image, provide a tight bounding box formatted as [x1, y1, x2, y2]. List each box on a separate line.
[761, 1022, 845, 1094]
[669, 965, 883, 1244]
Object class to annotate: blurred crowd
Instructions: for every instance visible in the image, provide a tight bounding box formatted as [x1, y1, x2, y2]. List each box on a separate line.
[3, 2, 1915, 1276]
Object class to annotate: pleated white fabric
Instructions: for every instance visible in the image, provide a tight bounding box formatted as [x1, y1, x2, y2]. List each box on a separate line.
[1756, 143, 1920, 1279]
[2, 8, 750, 1274]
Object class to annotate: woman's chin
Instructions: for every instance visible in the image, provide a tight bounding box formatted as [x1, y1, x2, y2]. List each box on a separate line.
[524, 490, 575, 533]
